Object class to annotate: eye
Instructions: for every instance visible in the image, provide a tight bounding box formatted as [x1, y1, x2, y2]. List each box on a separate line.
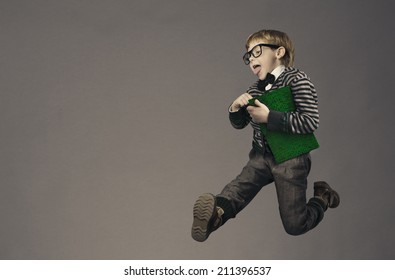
[252, 45, 262, 57]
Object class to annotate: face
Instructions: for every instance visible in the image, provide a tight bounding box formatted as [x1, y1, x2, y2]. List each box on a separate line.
[246, 39, 282, 80]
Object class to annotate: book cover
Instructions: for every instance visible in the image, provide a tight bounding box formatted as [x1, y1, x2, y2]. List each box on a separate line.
[248, 86, 319, 163]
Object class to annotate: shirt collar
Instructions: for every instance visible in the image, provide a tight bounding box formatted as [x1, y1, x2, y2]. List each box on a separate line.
[271, 65, 285, 81]
[264, 65, 285, 91]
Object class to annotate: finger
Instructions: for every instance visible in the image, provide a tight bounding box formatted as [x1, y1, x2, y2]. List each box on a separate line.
[240, 97, 249, 106]
[243, 96, 251, 105]
[235, 96, 244, 106]
[240, 93, 251, 101]
[254, 99, 263, 107]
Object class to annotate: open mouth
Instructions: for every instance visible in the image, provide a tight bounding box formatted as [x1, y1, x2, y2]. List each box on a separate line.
[252, 64, 261, 75]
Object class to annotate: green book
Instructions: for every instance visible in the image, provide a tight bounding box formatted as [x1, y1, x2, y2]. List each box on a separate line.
[248, 86, 319, 163]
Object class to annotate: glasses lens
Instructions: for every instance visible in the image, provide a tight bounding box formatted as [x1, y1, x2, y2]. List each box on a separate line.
[251, 45, 262, 58]
[243, 44, 280, 65]
[243, 53, 250, 65]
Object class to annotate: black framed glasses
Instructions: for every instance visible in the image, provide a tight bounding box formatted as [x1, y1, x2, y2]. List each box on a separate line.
[242, 43, 280, 65]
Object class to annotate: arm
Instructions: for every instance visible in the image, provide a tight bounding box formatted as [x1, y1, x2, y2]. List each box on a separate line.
[229, 106, 251, 129]
[228, 93, 253, 129]
[267, 75, 319, 134]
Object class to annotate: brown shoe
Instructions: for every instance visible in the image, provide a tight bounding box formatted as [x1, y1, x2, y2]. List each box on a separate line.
[314, 181, 340, 210]
[191, 193, 223, 242]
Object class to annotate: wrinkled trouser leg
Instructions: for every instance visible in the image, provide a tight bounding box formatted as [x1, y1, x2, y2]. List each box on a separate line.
[272, 153, 324, 235]
[216, 149, 324, 235]
[216, 149, 273, 221]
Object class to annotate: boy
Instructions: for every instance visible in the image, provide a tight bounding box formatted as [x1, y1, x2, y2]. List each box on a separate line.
[191, 29, 339, 242]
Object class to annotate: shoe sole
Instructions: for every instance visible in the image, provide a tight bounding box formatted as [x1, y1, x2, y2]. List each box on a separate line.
[191, 193, 216, 242]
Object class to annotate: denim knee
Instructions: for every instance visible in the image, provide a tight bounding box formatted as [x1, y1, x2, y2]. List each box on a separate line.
[281, 202, 324, 236]
[281, 217, 307, 236]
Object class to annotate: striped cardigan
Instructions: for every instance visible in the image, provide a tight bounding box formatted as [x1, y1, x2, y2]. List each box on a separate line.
[229, 67, 319, 152]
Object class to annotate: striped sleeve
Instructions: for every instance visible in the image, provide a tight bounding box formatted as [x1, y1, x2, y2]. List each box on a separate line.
[229, 106, 251, 129]
[287, 73, 319, 134]
[228, 84, 258, 130]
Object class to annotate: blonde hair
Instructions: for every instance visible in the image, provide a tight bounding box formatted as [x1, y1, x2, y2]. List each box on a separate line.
[245, 29, 295, 67]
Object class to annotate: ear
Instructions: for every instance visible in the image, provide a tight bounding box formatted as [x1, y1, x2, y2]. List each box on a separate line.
[275, 46, 286, 59]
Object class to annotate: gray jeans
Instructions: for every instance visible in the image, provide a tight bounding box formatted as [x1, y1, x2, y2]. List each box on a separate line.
[217, 148, 324, 235]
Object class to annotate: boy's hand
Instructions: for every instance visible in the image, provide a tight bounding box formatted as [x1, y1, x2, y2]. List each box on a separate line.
[230, 93, 253, 112]
[247, 99, 270, 123]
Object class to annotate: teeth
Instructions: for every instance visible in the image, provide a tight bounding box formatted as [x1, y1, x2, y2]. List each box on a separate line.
[253, 65, 260, 69]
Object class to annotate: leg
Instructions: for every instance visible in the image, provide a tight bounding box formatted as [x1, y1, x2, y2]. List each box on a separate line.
[191, 149, 273, 242]
[271, 153, 324, 235]
[216, 148, 274, 222]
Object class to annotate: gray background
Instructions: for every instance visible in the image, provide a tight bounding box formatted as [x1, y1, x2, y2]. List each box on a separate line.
[1, 0, 394, 259]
